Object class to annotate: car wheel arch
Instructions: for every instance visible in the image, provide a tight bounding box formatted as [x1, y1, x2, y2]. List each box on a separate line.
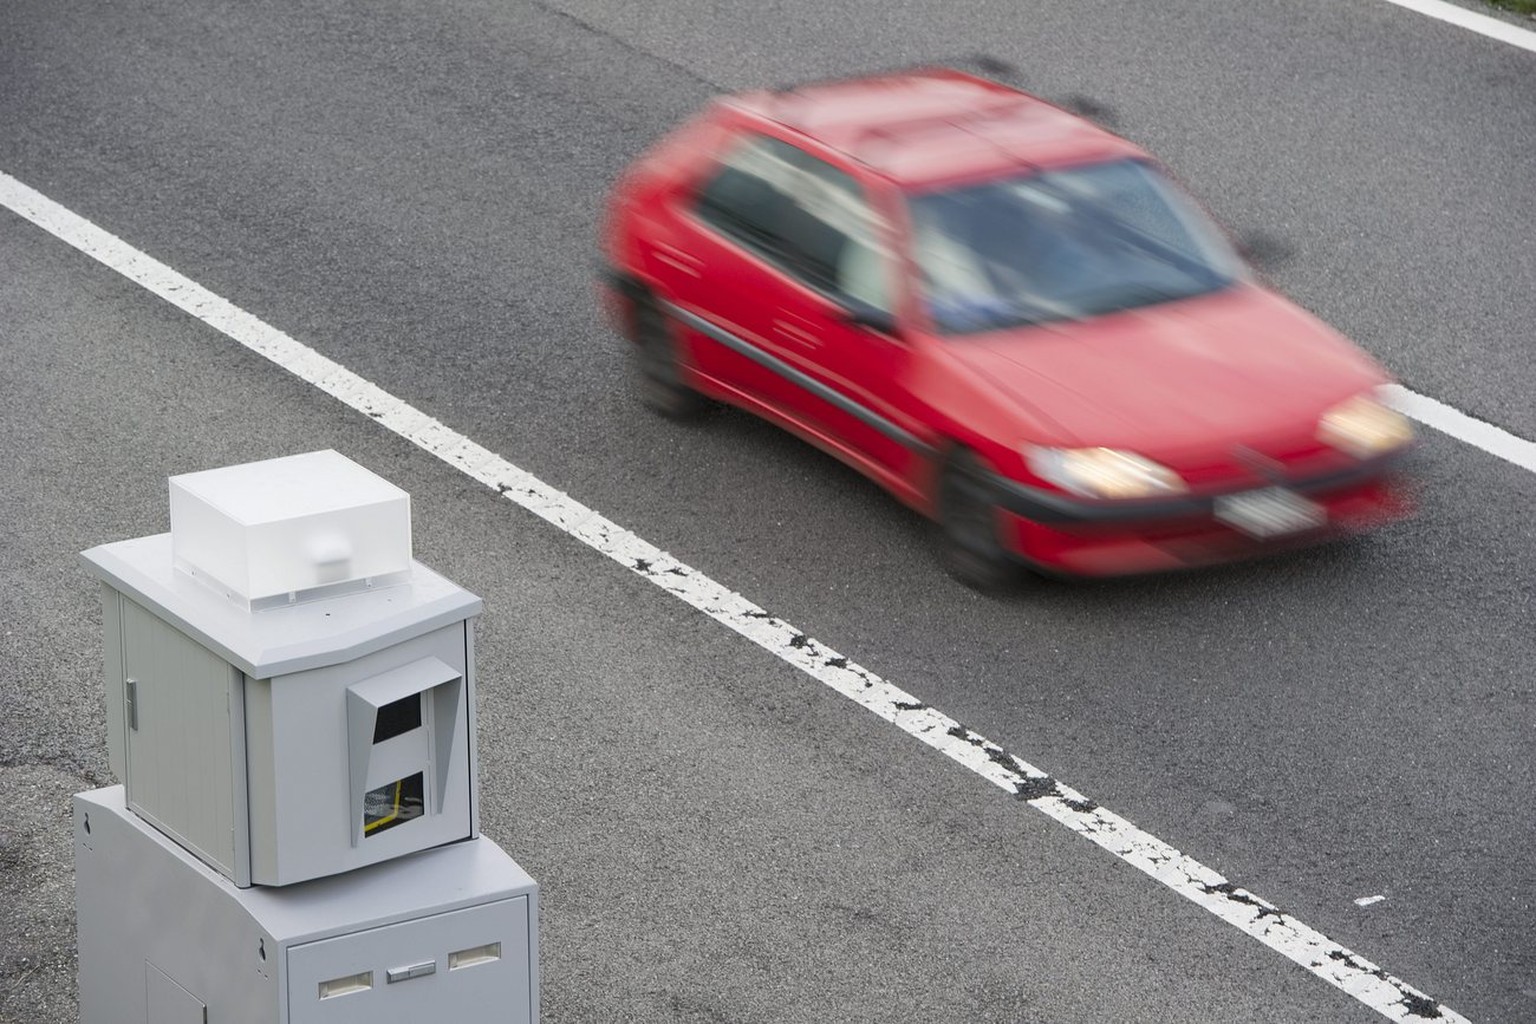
[624, 283, 707, 419]
[607, 270, 660, 339]
[933, 442, 1017, 591]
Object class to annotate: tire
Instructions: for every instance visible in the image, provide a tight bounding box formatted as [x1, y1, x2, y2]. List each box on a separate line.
[631, 292, 705, 419]
[938, 448, 1017, 592]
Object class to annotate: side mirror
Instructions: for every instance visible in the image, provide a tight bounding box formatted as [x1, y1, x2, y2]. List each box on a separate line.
[1235, 230, 1295, 271]
[840, 301, 901, 339]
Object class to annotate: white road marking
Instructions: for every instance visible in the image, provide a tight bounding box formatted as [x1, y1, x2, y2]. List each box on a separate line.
[1377, 0, 1536, 54]
[1383, 385, 1536, 474]
[0, 169, 1483, 1022]
[1356, 895, 1389, 907]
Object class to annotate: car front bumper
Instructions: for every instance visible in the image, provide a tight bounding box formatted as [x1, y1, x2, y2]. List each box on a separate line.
[991, 456, 1414, 577]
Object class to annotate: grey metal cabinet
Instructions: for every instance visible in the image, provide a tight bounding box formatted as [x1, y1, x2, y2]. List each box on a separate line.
[86, 534, 482, 888]
[287, 900, 532, 1024]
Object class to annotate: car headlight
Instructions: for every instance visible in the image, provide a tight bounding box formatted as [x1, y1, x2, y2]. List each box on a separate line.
[1026, 446, 1187, 499]
[1317, 391, 1413, 459]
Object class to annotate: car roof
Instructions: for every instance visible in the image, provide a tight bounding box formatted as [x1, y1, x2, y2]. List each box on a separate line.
[730, 68, 1147, 190]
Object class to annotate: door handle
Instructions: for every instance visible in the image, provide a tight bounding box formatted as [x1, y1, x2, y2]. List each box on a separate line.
[653, 242, 703, 277]
[125, 678, 139, 730]
[773, 318, 822, 348]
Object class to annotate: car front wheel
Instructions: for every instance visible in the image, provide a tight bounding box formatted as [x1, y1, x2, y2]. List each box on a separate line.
[631, 292, 705, 419]
[938, 448, 1016, 592]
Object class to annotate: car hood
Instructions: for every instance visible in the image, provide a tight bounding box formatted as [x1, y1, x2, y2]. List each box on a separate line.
[942, 285, 1388, 457]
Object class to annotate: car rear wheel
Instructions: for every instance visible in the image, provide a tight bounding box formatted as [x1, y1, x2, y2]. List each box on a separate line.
[938, 448, 1016, 592]
[632, 292, 705, 419]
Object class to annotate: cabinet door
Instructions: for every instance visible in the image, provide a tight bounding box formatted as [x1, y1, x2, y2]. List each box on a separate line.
[288, 898, 531, 1024]
[120, 598, 246, 880]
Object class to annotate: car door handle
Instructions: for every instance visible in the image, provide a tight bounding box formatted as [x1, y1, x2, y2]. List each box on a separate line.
[653, 241, 703, 277]
[773, 318, 822, 348]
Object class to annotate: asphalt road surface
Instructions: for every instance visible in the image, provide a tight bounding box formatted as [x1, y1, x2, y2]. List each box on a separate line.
[1, 1, 1533, 1021]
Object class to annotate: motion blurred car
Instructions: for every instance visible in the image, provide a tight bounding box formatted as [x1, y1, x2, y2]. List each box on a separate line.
[599, 66, 1414, 588]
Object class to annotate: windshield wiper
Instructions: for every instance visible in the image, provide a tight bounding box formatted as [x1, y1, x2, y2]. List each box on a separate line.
[933, 295, 1056, 333]
[1023, 179, 1225, 292]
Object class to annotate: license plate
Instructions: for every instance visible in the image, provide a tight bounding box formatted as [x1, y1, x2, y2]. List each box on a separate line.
[1213, 487, 1325, 539]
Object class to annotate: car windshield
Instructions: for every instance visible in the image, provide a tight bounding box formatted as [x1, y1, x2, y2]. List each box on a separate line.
[907, 159, 1245, 334]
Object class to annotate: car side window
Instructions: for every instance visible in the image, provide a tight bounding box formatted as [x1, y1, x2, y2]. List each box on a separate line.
[694, 136, 799, 262]
[694, 135, 893, 314]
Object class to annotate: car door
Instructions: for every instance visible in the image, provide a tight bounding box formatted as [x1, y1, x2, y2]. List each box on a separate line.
[661, 131, 926, 490]
[648, 133, 814, 421]
[761, 149, 928, 488]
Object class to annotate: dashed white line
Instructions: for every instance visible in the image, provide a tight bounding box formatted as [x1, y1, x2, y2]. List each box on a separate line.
[1376, 0, 1536, 54]
[1, 169, 1485, 1022]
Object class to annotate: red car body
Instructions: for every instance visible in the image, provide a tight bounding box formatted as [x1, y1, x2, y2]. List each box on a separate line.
[600, 68, 1413, 582]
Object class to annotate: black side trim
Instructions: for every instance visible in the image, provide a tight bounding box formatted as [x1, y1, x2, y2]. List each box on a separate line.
[663, 302, 938, 458]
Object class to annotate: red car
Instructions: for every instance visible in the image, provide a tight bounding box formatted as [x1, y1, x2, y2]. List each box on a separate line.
[599, 66, 1414, 588]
